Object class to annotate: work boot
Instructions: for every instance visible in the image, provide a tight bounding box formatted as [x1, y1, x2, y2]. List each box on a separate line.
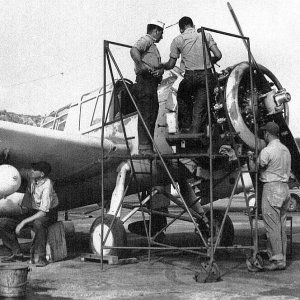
[28, 252, 35, 264]
[139, 149, 154, 156]
[1, 253, 25, 263]
[29, 258, 35, 265]
[36, 257, 48, 267]
[138, 148, 154, 156]
[264, 260, 286, 271]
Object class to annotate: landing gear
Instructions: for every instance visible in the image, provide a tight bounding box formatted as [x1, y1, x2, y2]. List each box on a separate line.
[90, 214, 128, 258]
[197, 210, 234, 246]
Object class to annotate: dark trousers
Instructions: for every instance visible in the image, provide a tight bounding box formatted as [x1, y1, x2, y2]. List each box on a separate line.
[0, 210, 57, 258]
[177, 69, 215, 133]
[134, 74, 159, 150]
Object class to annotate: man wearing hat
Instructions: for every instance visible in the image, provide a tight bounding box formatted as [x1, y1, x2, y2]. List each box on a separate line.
[129, 20, 169, 238]
[130, 18, 165, 155]
[249, 122, 291, 271]
[0, 161, 59, 267]
[162, 16, 222, 134]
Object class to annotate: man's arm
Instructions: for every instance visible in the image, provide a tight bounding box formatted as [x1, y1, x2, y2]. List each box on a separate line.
[15, 210, 46, 235]
[130, 47, 149, 73]
[247, 150, 267, 172]
[247, 151, 257, 171]
[16, 181, 54, 234]
[163, 38, 179, 71]
[162, 57, 177, 70]
[210, 44, 222, 64]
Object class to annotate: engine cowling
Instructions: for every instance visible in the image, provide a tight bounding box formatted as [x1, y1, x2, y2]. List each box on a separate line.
[220, 62, 289, 151]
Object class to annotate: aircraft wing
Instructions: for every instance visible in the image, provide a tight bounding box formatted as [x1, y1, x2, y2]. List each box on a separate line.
[0, 120, 128, 181]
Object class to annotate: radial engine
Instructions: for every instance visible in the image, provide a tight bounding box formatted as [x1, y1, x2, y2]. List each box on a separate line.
[212, 61, 290, 151]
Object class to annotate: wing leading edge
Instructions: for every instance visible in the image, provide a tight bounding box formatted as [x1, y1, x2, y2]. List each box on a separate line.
[0, 120, 128, 180]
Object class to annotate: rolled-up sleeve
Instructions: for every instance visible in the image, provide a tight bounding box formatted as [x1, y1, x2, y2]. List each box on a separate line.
[259, 149, 269, 168]
[133, 36, 151, 53]
[170, 38, 180, 59]
[206, 32, 217, 49]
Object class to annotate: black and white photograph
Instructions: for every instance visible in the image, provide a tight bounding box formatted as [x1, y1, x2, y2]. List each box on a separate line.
[0, 0, 299, 299]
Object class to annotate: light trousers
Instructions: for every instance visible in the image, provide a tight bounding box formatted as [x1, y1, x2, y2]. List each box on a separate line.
[262, 182, 290, 262]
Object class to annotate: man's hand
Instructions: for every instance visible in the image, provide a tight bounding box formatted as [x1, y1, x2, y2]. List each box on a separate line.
[211, 56, 221, 66]
[247, 151, 254, 160]
[246, 150, 257, 172]
[137, 63, 151, 75]
[151, 68, 164, 77]
[219, 145, 237, 161]
[15, 221, 25, 235]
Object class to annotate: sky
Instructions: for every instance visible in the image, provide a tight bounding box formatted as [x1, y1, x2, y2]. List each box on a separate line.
[0, 0, 300, 136]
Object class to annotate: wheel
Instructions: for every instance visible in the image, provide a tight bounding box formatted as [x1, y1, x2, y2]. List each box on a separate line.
[288, 193, 300, 212]
[197, 210, 234, 246]
[90, 214, 128, 258]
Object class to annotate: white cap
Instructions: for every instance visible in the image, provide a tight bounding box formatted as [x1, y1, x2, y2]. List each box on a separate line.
[148, 19, 165, 30]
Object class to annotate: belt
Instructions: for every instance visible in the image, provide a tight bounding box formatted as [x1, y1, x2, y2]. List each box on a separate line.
[185, 68, 212, 74]
[136, 72, 157, 79]
[136, 72, 161, 84]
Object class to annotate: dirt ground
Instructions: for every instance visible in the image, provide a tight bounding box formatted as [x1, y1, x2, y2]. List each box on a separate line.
[0, 197, 300, 300]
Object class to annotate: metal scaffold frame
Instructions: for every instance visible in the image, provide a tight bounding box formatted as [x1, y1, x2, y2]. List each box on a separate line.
[95, 25, 262, 282]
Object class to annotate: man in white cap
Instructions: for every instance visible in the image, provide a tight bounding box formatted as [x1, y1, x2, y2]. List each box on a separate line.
[130, 19, 165, 155]
[248, 122, 291, 271]
[162, 16, 222, 134]
[129, 20, 168, 239]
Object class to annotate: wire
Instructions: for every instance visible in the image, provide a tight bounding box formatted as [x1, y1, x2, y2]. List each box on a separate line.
[165, 22, 178, 29]
[3, 72, 64, 88]
[3, 55, 102, 89]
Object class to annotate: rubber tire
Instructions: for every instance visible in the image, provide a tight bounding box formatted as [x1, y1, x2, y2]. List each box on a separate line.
[197, 210, 234, 246]
[288, 193, 300, 212]
[90, 214, 128, 258]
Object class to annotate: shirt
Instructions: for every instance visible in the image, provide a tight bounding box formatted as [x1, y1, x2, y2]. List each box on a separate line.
[21, 170, 59, 212]
[169, 28, 217, 71]
[259, 139, 291, 183]
[133, 34, 161, 74]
